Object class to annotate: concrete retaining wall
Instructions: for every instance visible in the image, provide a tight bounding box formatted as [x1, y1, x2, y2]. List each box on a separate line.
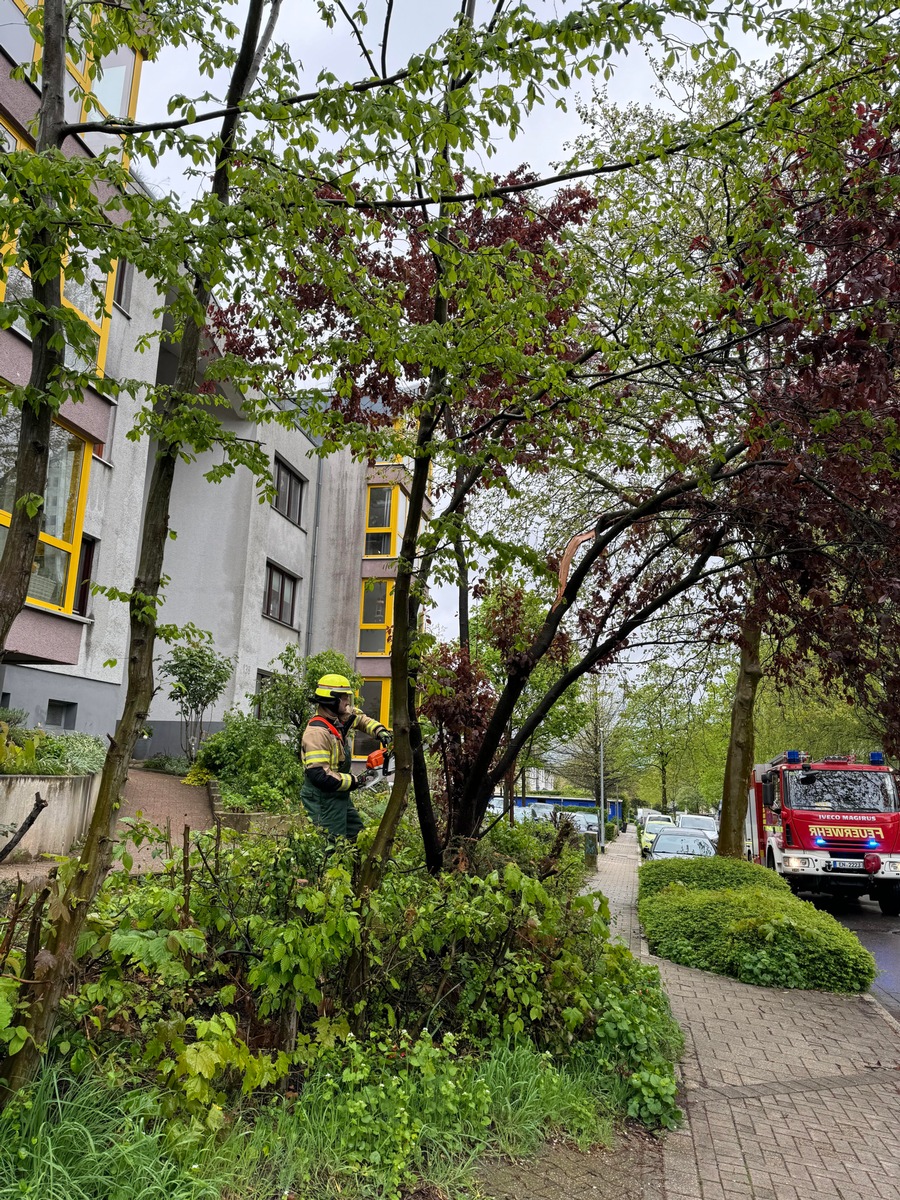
[0, 773, 100, 859]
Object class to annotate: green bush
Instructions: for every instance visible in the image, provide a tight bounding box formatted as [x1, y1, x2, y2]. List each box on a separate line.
[639, 855, 791, 900]
[0, 728, 105, 776]
[639, 884, 876, 993]
[195, 710, 302, 813]
[141, 753, 191, 776]
[56, 819, 681, 1131]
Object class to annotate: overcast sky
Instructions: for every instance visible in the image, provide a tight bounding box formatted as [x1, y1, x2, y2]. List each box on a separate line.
[134, 0, 675, 196]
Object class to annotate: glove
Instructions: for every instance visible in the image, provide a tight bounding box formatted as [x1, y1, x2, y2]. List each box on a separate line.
[376, 726, 393, 748]
[348, 772, 367, 791]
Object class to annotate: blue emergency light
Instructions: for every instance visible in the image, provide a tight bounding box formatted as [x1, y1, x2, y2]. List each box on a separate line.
[814, 837, 827, 846]
[870, 751, 885, 765]
[868, 838, 880, 847]
[786, 750, 801, 764]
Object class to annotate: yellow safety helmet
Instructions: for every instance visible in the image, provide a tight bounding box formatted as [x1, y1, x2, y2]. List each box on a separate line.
[315, 673, 355, 703]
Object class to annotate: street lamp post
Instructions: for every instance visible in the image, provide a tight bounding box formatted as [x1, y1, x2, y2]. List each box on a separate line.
[597, 726, 606, 855]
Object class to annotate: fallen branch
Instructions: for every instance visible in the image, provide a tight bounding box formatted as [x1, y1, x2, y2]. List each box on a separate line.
[0, 793, 47, 865]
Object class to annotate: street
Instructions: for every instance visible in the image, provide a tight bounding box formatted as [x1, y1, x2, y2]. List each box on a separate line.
[810, 893, 900, 1021]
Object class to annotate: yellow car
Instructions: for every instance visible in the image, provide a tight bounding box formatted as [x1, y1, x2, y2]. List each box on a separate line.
[640, 817, 675, 855]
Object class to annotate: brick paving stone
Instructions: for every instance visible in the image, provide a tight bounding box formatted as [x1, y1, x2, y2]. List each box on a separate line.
[575, 828, 900, 1200]
[0, 762, 213, 886]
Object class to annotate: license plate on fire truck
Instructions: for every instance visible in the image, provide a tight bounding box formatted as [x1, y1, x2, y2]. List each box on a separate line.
[830, 859, 866, 871]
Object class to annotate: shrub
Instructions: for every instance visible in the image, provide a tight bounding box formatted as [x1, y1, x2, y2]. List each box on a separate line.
[639, 884, 876, 993]
[195, 710, 302, 813]
[639, 855, 792, 900]
[0, 728, 104, 776]
[141, 753, 191, 776]
[58, 820, 681, 1130]
[43, 732, 106, 775]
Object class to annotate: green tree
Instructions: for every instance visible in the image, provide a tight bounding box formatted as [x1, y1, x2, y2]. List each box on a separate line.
[159, 640, 233, 761]
[256, 646, 360, 752]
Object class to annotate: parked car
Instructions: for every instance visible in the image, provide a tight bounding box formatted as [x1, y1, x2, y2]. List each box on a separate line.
[639, 817, 675, 855]
[675, 813, 719, 847]
[526, 803, 558, 822]
[638, 811, 667, 830]
[565, 811, 598, 834]
[647, 829, 716, 860]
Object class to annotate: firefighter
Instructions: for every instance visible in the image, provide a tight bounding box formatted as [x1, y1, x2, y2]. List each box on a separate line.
[299, 673, 391, 842]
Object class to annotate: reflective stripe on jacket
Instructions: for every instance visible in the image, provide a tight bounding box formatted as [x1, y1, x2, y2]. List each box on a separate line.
[300, 708, 383, 793]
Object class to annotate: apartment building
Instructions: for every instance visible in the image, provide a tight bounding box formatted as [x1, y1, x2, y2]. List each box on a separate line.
[0, 5, 405, 753]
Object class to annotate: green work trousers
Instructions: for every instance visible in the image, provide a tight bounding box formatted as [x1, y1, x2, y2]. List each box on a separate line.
[300, 782, 364, 842]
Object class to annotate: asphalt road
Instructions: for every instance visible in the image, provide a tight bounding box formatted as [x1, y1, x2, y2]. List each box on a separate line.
[810, 893, 900, 1021]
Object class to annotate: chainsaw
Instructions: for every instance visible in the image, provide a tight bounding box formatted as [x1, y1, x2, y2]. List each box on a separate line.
[361, 743, 394, 788]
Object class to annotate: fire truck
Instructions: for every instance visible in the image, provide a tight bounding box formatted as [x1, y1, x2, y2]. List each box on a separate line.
[745, 750, 900, 916]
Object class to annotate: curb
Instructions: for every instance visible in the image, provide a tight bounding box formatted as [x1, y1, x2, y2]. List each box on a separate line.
[860, 989, 900, 1037]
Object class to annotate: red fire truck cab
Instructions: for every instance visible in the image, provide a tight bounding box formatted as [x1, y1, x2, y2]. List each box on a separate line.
[745, 750, 900, 916]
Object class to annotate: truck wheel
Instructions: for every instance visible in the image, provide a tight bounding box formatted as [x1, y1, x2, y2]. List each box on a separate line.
[877, 887, 900, 917]
[766, 850, 776, 871]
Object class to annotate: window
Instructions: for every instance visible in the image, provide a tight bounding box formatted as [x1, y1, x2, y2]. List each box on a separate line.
[264, 562, 297, 627]
[46, 699, 77, 729]
[89, 45, 136, 117]
[365, 486, 393, 556]
[73, 534, 96, 617]
[0, 116, 19, 153]
[253, 671, 272, 719]
[0, 415, 92, 612]
[0, 251, 110, 376]
[354, 678, 392, 759]
[0, 0, 35, 66]
[273, 457, 304, 526]
[359, 579, 393, 655]
[113, 258, 134, 314]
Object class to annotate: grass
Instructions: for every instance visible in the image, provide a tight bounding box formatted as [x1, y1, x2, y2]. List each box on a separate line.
[1, 1042, 626, 1200]
[0, 1069, 232, 1200]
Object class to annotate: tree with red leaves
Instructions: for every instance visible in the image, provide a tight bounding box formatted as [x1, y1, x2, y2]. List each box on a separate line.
[711, 101, 900, 855]
[217, 22, 900, 881]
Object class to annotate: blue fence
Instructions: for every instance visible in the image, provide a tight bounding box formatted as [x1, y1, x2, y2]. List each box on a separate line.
[499, 795, 624, 820]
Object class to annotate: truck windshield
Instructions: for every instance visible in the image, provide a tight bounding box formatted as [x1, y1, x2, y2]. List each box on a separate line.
[784, 770, 898, 814]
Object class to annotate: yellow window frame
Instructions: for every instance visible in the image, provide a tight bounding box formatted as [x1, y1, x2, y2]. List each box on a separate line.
[0, 415, 93, 614]
[358, 578, 394, 656]
[364, 484, 397, 558]
[17, 2, 144, 160]
[0, 239, 116, 378]
[353, 677, 392, 760]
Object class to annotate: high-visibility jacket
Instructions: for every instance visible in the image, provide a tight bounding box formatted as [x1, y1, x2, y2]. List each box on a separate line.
[300, 708, 385, 793]
[299, 707, 386, 839]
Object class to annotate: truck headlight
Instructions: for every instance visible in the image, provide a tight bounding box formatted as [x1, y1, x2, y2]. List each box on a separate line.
[888, 861, 900, 874]
[784, 856, 810, 870]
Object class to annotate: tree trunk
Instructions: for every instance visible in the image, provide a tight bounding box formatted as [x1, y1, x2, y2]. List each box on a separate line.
[0, 0, 65, 652]
[358, 404, 440, 893]
[718, 611, 763, 858]
[660, 752, 668, 816]
[0, 0, 271, 1104]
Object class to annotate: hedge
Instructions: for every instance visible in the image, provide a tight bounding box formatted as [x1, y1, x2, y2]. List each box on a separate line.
[638, 856, 791, 901]
[639, 884, 876, 993]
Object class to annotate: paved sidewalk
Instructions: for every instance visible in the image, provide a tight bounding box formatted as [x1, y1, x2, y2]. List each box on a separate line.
[593, 829, 900, 1200]
[0, 765, 213, 885]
